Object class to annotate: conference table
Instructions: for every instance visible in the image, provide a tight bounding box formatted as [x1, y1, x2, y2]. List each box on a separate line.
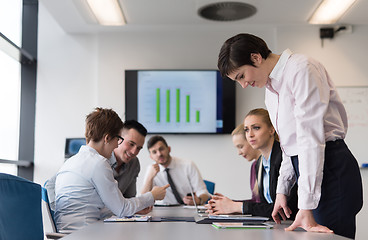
[62, 206, 350, 240]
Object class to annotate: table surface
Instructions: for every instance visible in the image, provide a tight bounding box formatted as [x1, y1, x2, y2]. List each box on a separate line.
[62, 206, 350, 240]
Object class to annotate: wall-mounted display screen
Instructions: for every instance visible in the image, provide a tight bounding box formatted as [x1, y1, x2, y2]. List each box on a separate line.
[125, 70, 235, 134]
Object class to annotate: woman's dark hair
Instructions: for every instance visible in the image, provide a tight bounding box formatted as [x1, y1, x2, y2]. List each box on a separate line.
[218, 33, 272, 78]
[85, 107, 124, 143]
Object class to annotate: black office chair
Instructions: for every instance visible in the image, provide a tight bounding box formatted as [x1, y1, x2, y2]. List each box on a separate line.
[0, 173, 43, 240]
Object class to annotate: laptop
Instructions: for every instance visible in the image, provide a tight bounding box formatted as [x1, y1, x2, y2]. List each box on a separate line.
[187, 188, 208, 217]
[183, 177, 210, 217]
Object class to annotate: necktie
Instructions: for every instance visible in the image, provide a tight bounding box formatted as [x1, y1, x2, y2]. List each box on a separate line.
[165, 168, 184, 204]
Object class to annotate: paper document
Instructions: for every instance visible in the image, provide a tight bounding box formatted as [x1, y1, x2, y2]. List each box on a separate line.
[183, 205, 206, 210]
[104, 215, 151, 222]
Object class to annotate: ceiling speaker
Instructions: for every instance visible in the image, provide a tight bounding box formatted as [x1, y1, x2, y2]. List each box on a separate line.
[198, 2, 257, 21]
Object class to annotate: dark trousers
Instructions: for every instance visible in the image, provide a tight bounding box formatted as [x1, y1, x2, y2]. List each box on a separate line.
[291, 140, 363, 239]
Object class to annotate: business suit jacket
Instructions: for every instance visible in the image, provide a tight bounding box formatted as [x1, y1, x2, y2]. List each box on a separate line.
[242, 140, 298, 219]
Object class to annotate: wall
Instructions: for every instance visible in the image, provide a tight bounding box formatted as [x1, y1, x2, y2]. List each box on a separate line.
[37, 3, 368, 239]
[35, 3, 98, 184]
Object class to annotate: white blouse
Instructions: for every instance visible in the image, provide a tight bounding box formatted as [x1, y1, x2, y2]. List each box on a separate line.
[265, 49, 348, 209]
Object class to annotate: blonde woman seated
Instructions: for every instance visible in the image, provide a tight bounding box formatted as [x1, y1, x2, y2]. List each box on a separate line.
[231, 123, 261, 203]
[206, 108, 298, 219]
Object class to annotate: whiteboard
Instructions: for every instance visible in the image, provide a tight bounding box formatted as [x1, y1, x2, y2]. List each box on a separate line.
[337, 87, 368, 166]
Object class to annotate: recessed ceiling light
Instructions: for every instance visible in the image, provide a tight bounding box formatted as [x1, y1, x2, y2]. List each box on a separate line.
[86, 0, 126, 26]
[309, 0, 357, 24]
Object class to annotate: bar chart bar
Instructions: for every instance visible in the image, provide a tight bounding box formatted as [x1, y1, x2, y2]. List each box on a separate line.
[176, 89, 180, 122]
[166, 89, 170, 122]
[186, 95, 190, 122]
[156, 88, 197, 124]
[196, 110, 200, 123]
[156, 88, 160, 122]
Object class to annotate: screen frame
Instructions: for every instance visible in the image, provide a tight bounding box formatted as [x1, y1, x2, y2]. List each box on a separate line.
[125, 70, 235, 134]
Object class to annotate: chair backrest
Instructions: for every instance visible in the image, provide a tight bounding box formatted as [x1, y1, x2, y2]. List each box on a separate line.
[0, 173, 44, 240]
[42, 187, 58, 233]
[44, 176, 56, 211]
[203, 180, 215, 195]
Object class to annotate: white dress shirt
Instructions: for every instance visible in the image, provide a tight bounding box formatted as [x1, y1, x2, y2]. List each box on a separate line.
[143, 156, 209, 205]
[55, 145, 154, 231]
[265, 49, 348, 209]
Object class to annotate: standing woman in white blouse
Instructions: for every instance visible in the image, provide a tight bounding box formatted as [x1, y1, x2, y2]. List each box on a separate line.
[217, 33, 363, 239]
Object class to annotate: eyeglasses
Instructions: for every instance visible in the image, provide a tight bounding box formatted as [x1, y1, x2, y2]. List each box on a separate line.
[116, 136, 124, 145]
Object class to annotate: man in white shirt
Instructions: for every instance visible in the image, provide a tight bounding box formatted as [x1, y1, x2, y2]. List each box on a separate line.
[141, 135, 210, 205]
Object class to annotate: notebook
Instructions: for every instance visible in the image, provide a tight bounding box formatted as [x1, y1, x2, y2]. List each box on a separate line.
[208, 215, 268, 221]
[154, 203, 181, 207]
[212, 222, 273, 229]
[195, 214, 268, 224]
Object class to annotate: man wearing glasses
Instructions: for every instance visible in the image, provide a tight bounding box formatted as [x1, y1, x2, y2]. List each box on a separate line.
[110, 120, 152, 214]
